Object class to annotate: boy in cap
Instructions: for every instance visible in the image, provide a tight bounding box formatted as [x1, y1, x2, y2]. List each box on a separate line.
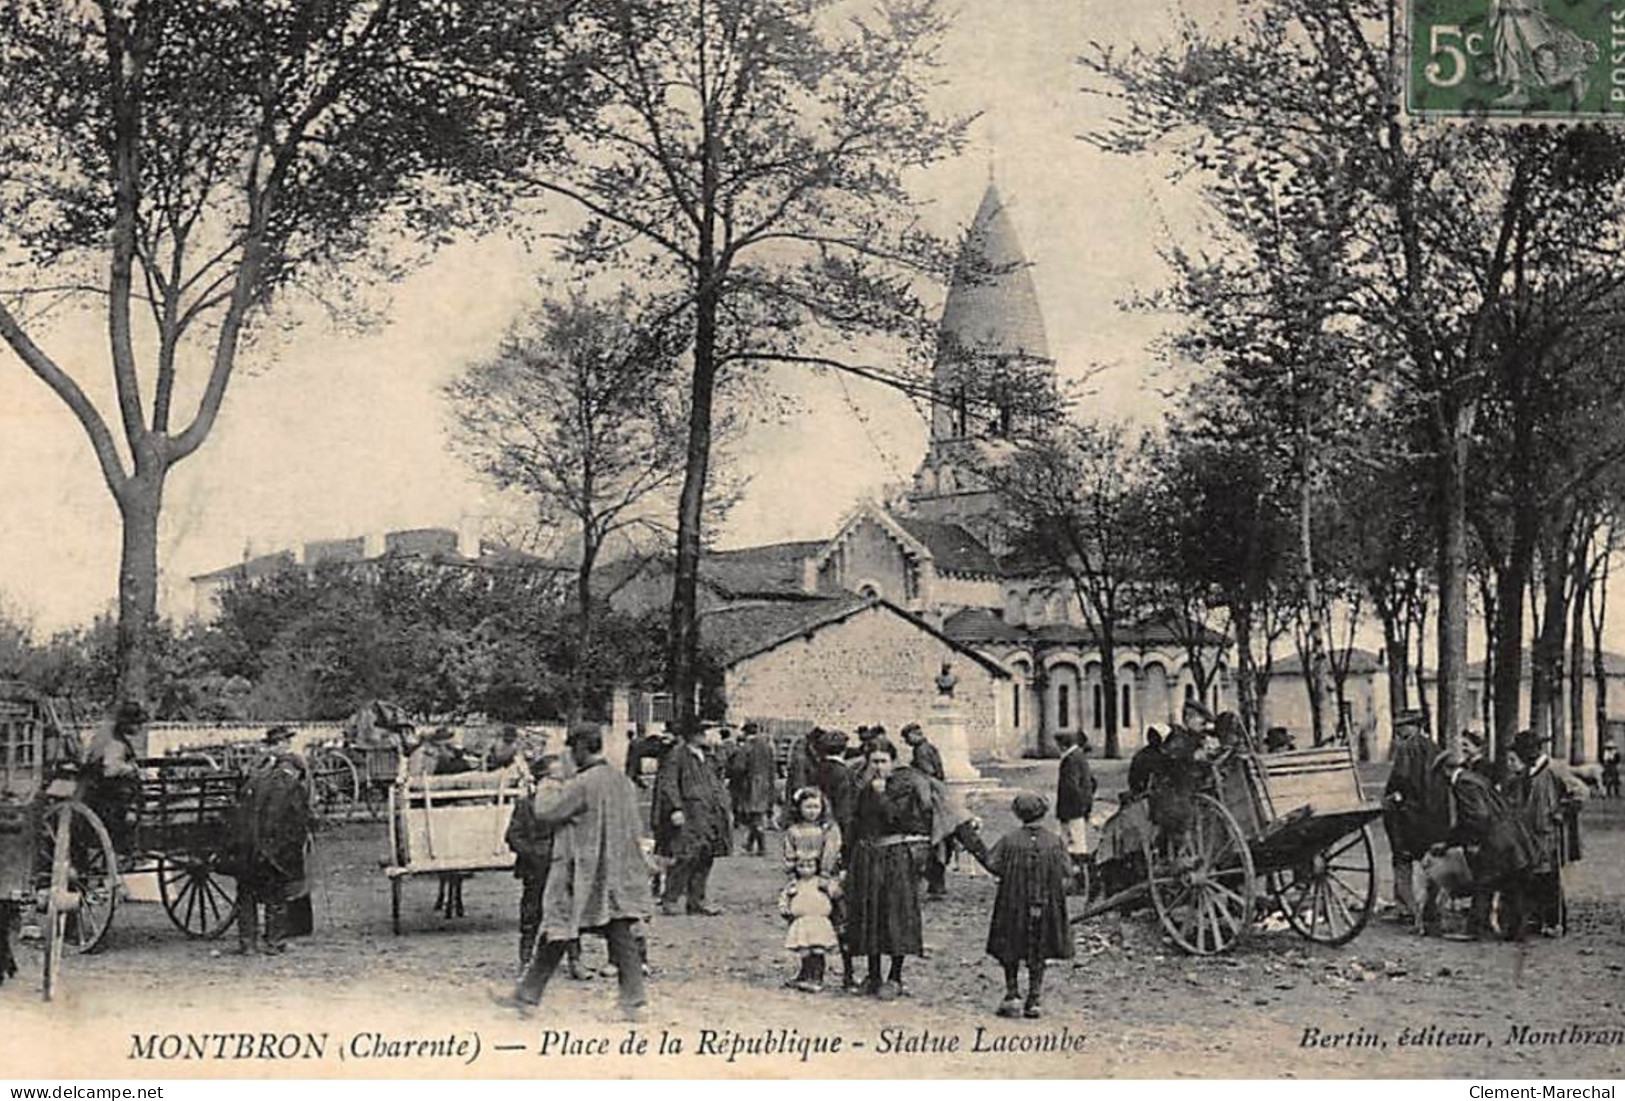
[983, 792, 1073, 1019]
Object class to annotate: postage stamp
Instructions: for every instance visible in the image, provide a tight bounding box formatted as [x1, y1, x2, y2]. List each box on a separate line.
[1408, 0, 1625, 118]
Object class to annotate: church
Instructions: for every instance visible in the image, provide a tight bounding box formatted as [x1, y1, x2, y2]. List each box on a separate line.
[615, 184, 1233, 760]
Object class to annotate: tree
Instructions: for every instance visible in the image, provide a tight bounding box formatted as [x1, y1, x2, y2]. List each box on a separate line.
[994, 421, 1148, 759]
[1086, 3, 1625, 755]
[0, 0, 585, 709]
[446, 289, 691, 716]
[521, 0, 972, 732]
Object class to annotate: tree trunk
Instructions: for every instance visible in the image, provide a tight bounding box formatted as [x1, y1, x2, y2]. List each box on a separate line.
[1379, 606, 1410, 718]
[1476, 568, 1497, 737]
[1100, 634, 1120, 760]
[1436, 426, 1470, 757]
[571, 535, 600, 725]
[1570, 549, 1588, 764]
[1589, 529, 1612, 763]
[1232, 602, 1260, 737]
[667, 236, 721, 734]
[1534, 540, 1569, 759]
[1492, 498, 1536, 760]
[1297, 447, 1332, 746]
[116, 475, 163, 710]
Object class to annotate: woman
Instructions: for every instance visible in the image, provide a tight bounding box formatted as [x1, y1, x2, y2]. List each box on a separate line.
[843, 736, 933, 999]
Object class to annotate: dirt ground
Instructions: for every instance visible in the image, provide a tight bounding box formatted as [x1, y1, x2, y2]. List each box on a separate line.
[6, 759, 1625, 1080]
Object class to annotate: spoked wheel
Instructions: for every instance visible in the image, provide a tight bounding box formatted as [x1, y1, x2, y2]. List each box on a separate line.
[158, 855, 239, 939]
[39, 801, 119, 956]
[1143, 793, 1256, 955]
[309, 749, 361, 822]
[1270, 825, 1376, 947]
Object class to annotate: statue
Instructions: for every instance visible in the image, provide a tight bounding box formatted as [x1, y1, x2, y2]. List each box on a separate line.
[935, 661, 957, 700]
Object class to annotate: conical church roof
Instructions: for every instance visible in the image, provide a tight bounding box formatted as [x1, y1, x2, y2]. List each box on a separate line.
[935, 184, 1050, 372]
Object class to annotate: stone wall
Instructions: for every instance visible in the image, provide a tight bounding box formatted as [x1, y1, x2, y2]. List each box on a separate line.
[723, 603, 1007, 757]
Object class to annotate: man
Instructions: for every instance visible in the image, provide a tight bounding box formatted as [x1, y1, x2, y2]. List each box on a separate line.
[505, 751, 589, 977]
[902, 723, 951, 897]
[507, 726, 650, 1021]
[1381, 709, 1447, 930]
[1512, 728, 1566, 936]
[729, 721, 777, 856]
[651, 720, 732, 915]
[227, 726, 312, 955]
[1054, 730, 1095, 891]
[406, 725, 456, 777]
[484, 726, 521, 771]
[810, 728, 858, 842]
[1126, 725, 1164, 798]
[1434, 745, 1535, 942]
[81, 701, 145, 856]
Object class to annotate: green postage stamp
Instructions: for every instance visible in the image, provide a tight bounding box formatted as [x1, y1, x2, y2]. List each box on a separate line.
[1409, 0, 1625, 117]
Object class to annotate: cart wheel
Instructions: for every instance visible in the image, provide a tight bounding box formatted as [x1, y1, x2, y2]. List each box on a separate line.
[309, 749, 361, 822]
[391, 878, 402, 936]
[1270, 824, 1376, 947]
[39, 801, 119, 955]
[158, 855, 238, 939]
[1143, 793, 1255, 955]
[42, 815, 71, 1002]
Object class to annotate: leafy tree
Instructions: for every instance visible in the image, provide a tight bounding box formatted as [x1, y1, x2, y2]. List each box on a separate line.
[446, 289, 691, 716]
[0, 0, 586, 709]
[522, 0, 973, 731]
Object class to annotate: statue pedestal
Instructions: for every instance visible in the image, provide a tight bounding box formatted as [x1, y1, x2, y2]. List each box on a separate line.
[929, 698, 986, 784]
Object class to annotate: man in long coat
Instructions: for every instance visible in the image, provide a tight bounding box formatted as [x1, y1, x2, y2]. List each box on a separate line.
[511, 726, 650, 1019]
[728, 722, 778, 856]
[652, 721, 732, 915]
[1054, 731, 1094, 889]
[1513, 728, 1567, 935]
[228, 726, 312, 955]
[1437, 749, 1536, 941]
[1382, 709, 1448, 928]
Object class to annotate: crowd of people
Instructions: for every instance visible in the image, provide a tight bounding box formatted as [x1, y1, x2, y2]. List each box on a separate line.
[1383, 710, 1586, 942]
[488, 717, 1080, 1021]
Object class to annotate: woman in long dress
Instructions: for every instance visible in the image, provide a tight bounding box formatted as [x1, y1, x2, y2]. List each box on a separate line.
[843, 736, 933, 999]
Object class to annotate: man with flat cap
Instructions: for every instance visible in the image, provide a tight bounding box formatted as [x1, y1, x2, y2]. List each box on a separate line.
[1382, 709, 1447, 929]
[1512, 728, 1566, 935]
[652, 719, 732, 915]
[508, 724, 650, 1020]
[1434, 746, 1534, 941]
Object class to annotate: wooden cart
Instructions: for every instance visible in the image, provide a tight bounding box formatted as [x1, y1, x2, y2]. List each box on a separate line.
[1080, 740, 1383, 955]
[381, 767, 526, 934]
[130, 755, 245, 940]
[0, 682, 120, 1000]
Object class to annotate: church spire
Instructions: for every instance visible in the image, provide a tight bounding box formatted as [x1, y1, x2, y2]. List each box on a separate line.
[930, 183, 1051, 443]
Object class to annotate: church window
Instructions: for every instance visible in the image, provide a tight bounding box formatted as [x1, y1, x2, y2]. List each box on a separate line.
[1013, 683, 1021, 728]
[1092, 684, 1102, 729]
[1057, 684, 1071, 730]
[1185, 683, 1196, 703]
[1121, 683, 1132, 728]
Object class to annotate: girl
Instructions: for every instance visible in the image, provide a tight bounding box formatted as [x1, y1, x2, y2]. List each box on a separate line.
[780, 787, 842, 991]
[844, 736, 932, 999]
[985, 792, 1074, 1019]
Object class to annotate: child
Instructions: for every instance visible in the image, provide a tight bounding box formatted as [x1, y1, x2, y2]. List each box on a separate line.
[984, 791, 1074, 1019]
[781, 787, 842, 992]
[504, 752, 589, 978]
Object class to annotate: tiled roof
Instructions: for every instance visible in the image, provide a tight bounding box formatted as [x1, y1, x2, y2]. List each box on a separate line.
[893, 517, 1001, 576]
[942, 607, 1028, 643]
[1272, 647, 1384, 677]
[701, 541, 824, 597]
[702, 596, 1009, 678]
[942, 609, 1230, 651]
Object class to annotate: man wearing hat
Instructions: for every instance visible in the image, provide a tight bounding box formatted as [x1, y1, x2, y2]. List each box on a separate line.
[485, 726, 522, 772]
[508, 725, 650, 1020]
[728, 721, 778, 857]
[651, 719, 732, 915]
[81, 700, 147, 855]
[1053, 730, 1095, 892]
[505, 750, 589, 977]
[1433, 748, 1534, 941]
[227, 727, 312, 955]
[1602, 740, 1621, 799]
[1512, 729, 1566, 935]
[1382, 709, 1447, 929]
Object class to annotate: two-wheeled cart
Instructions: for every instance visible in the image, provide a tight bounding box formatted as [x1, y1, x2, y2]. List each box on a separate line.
[1080, 741, 1383, 955]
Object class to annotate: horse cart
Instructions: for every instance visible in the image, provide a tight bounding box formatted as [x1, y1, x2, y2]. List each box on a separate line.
[1080, 739, 1384, 955]
[305, 702, 414, 822]
[382, 765, 525, 934]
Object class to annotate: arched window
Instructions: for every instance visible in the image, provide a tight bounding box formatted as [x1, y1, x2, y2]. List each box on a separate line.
[1012, 683, 1021, 728]
[1057, 684, 1071, 730]
[1092, 684, 1103, 729]
[1121, 682, 1132, 728]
